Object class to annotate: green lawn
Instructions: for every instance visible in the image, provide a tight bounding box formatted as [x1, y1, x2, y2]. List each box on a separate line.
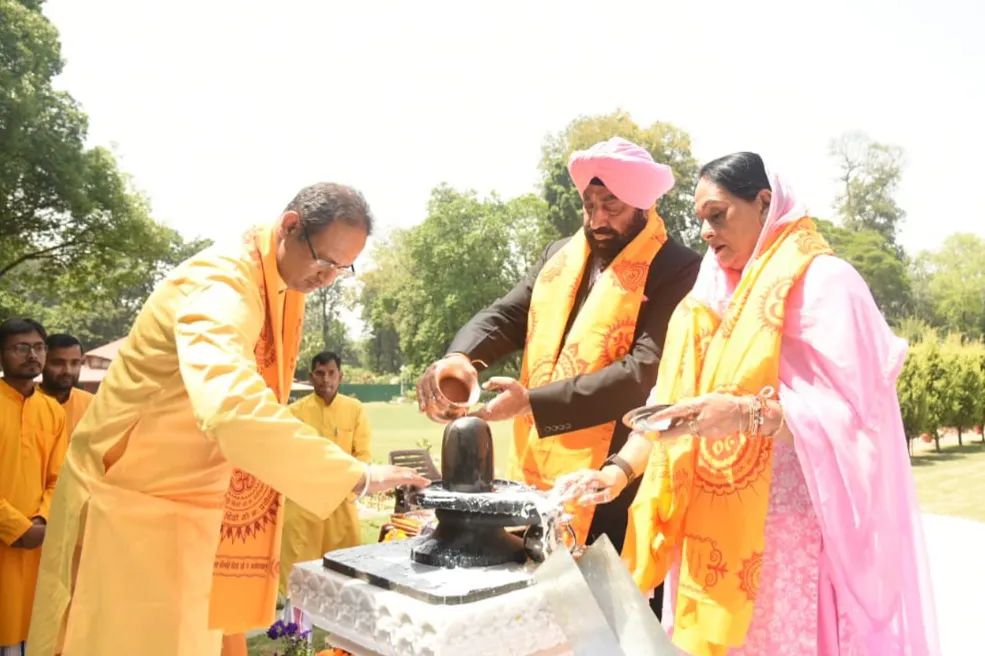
[360, 401, 514, 472]
[910, 436, 985, 522]
[248, 405, 985, 654]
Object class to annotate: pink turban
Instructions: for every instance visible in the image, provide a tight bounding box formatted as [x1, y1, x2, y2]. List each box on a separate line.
[567, 137, 675, 209]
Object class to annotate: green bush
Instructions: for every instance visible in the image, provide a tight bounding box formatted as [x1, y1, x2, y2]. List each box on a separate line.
[898, 331, 985, 452]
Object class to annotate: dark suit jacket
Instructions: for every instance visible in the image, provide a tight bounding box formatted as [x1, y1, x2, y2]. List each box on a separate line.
[447, 236, 701, 458]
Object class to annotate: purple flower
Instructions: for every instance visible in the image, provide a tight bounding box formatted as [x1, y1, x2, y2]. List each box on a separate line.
[285, 622, 299, 636]
[266, 619, 286, 639]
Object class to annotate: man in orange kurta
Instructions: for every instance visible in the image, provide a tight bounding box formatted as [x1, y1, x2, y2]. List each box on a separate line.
[281, 351, 372, 596]
[27, 183, 427, 656]
[38, 334, 94, 435]
[0, 319, 68, 655]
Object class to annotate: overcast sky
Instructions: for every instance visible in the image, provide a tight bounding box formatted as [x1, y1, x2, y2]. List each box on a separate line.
[44, 0, 984, 262]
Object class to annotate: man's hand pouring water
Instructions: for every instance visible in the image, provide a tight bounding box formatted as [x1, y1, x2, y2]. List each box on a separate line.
[417, 354, 479, 422]
[417, 353, 532, 423]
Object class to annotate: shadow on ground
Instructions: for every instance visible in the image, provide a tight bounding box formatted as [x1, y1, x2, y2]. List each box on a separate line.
[910, 441, 985, 467]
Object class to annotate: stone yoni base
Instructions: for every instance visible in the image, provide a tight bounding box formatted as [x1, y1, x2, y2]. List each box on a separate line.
[289, 560, 571, 656]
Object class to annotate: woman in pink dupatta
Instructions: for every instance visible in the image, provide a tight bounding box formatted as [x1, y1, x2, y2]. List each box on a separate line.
[557, 152, 938, 655]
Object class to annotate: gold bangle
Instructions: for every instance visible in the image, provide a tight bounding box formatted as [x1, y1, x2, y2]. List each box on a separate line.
[758, 395, 769, 437]
[749, 396, 765, 437]
[751, 387, 776, 438]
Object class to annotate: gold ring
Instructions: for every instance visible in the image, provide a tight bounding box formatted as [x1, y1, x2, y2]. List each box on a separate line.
[687, 416, 700, 435]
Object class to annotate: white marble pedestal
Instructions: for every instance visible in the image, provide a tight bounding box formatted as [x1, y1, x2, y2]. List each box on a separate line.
[289, 560, 572, 656]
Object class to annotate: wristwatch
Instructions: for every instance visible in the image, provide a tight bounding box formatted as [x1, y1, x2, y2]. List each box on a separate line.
[601, 454, 636, 484]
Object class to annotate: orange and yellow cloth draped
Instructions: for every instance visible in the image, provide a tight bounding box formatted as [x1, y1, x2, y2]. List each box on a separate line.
[624, 218, 831, 656]
[280, 392, 371, 593]
[0, 381, 67, 646]
[38, 387, 93, 436]
[27, 224, 365, 656]
[511, 208, 667, 542]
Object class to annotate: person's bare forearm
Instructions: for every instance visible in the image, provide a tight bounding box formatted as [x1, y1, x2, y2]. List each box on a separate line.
[617, 431, 654, 478]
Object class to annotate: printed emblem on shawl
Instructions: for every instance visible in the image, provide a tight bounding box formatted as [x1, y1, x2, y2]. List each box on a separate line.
[795, 227, 831, 256]
[611, 260, 648, 292]
[682, 534, 728, 591]
[695, 435, 773, 495]
[220, 470, 281, 544]
[738, 551, 763, 601]
[555, 343, 590, 380]
[756, 277, 796, 333]
[600, 318, 636, 364]
[528, 355, 555, 388]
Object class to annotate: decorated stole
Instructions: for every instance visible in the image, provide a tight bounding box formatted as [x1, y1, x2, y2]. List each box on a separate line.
[511, 208, 667, 542]
[208, 224, 305, 633]
[625, 218, 831, 656]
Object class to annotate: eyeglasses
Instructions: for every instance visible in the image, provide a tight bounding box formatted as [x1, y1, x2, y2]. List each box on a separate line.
[300, 220, 355, 280]
[5, 343, 47, 357]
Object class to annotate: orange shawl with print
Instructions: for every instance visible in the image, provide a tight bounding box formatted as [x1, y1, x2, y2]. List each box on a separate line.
[511, 208, 667, 542]
[208, 224, 305, 633]
[624, 218, 831, 656]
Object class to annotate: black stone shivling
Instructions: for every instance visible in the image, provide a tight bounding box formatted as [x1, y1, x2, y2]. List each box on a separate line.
[411, 416, 529, 568]
[441, 416, 494, 493]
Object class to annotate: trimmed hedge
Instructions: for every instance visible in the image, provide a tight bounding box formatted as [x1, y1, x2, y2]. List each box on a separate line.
[898, 334, 985, 451]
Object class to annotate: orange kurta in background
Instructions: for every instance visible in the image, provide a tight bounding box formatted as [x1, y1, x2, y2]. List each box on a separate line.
[0, 379, 67, 647]
[280, 392, 372, 593]
[38, 387, 93, 436]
